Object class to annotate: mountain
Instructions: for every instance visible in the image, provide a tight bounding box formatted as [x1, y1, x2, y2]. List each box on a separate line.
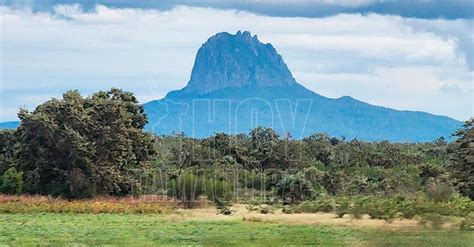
[143, 31, 461, 142]
[181, 31, 297, 94]
[1, 31, 462, 142]
[0, 121, 19, 130]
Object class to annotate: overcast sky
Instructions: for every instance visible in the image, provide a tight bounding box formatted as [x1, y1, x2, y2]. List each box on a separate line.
[1, 0, 473, 121]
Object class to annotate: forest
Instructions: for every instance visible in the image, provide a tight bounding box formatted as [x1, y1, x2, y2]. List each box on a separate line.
[0, 89, 472, 228]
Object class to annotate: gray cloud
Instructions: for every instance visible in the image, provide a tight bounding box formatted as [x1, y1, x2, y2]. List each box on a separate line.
[0, 5, 472, 122]
[440, 82, 463, 95]
[1, 0, 473, 19]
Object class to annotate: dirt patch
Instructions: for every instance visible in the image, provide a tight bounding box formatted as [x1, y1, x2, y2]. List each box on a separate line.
[167, 204, 422, 229]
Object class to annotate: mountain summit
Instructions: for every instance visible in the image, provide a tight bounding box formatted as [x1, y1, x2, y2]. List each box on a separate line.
[181, 31, 297, 94]
[144, 31, 461, 141]
[0, 31, 463, 141]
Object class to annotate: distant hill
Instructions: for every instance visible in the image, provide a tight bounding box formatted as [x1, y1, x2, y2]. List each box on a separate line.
[143, 31, 461, 142]
[0, 121, 19, 130]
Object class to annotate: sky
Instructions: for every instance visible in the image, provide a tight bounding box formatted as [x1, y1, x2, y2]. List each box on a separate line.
[0, 0, 473, 122]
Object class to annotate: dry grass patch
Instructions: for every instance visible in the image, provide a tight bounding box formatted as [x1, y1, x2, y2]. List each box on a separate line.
[0, 194, 173, 214]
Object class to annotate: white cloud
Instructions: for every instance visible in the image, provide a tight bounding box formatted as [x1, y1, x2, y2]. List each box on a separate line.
[0, 5, 472, 121]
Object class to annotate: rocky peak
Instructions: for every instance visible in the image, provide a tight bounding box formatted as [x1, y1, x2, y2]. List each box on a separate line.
[182, 31, 297, 94]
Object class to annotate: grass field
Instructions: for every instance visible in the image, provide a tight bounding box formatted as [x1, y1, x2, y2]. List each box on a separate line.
[0, 213, 473, 246]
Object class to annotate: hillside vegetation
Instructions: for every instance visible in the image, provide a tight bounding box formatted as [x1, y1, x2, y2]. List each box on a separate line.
[0, 89, 472, 231]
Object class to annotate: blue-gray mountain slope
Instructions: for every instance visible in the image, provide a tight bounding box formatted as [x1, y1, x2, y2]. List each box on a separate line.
[0, 31, 462, 141]
[144, 31, 462, 142]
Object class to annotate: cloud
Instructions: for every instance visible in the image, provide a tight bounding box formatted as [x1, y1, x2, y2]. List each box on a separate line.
[402, 18, 474, 70]
[0, 4, 472, 122]
[2, 0, 473, 19]
[440, 82, 463, 95]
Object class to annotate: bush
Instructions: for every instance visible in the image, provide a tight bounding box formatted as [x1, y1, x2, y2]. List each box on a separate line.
[216, 205, 234, 215]
[286, 195, 473, 221]
[295, 197, 334, 213]
[276, 172, 315, 203]
[0, 168, 23, 195]
[426, 180, 453, 202]
[347, 197, 367, 219]
[335, 199, 350, 218]
[258, 205, 274, 214]
[398, 200, 417, 219]
[282, 206, 295, 214]
[364, 199, 397, 221]
[205, 178, 234, 204]
[412, 196, 473, 217]
[246, 204, 274, 214]
[343, 196, 404, 220]
[459, 213, 474, 231]
[419, 213, 445, 229]
[167, 171, 204, 208]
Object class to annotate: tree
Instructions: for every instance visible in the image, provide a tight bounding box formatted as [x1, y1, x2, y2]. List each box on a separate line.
[303, 133, 333, 165]
[14, 88, 155, 198]
[0, 129, 16, 176]
[249, 127, 279, 170]
[450, 119, 474, 199]
[0, 167, 23, 194]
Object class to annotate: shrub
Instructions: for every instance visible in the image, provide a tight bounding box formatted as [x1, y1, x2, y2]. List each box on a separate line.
[167, 171, 204, 208]
[205, 178, 233, 202]
[276, 172, 315, 203]
[335, 199, 350, 218]
[258, 205, 274, 214]
[246, 204, 274, 214]
[364, 199, 397, 221]
[459, 213, 474, 231]
[348, 197, 367, 219]
[419, 213, 445, 229]
[295, 197, 334, 213]
[426, 180, 453, 202]
[216, 205, 234, 215]
[398, 200, 417, 219]
[282, 206, 295, 214]
[344, 196, 398, 221]
[0, 168, 23, 195]
[412, 196, 473, 217]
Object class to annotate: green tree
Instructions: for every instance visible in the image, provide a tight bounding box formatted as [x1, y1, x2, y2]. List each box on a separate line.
[0, 167, 23, 194]
[14, 88, 155, 198]
[276, 172, 315, 203]
[250, 127, 279, 170]
[450, 119, 474, 199]
[303, 133, 333, 165]
[0, 130, 16, 176]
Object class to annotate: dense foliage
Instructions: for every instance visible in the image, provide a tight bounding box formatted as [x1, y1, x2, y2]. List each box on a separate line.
[0, 89, 155, 198]
[148, 125, 471, 202]
[0, 89, 472, 214]
[450, 119, 474, 199]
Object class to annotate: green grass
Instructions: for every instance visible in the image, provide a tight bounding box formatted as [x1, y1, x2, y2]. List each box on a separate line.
[0, 214, 472, 246]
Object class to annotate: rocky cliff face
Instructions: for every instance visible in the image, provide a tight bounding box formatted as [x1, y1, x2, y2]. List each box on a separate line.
[142, 31, 462, 142]
[182, 31, 297, 94]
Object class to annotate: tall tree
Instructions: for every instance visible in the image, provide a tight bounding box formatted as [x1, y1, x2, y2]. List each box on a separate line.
[15, 89, 155, 198]
[450, 119, 474, 199]
[250, 127, 279, 170]
[0, 129, 16, 176]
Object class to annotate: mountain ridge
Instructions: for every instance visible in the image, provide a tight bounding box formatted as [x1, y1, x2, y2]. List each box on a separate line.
[144, 31, 461, 141]
[1, 31, 463, 142]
